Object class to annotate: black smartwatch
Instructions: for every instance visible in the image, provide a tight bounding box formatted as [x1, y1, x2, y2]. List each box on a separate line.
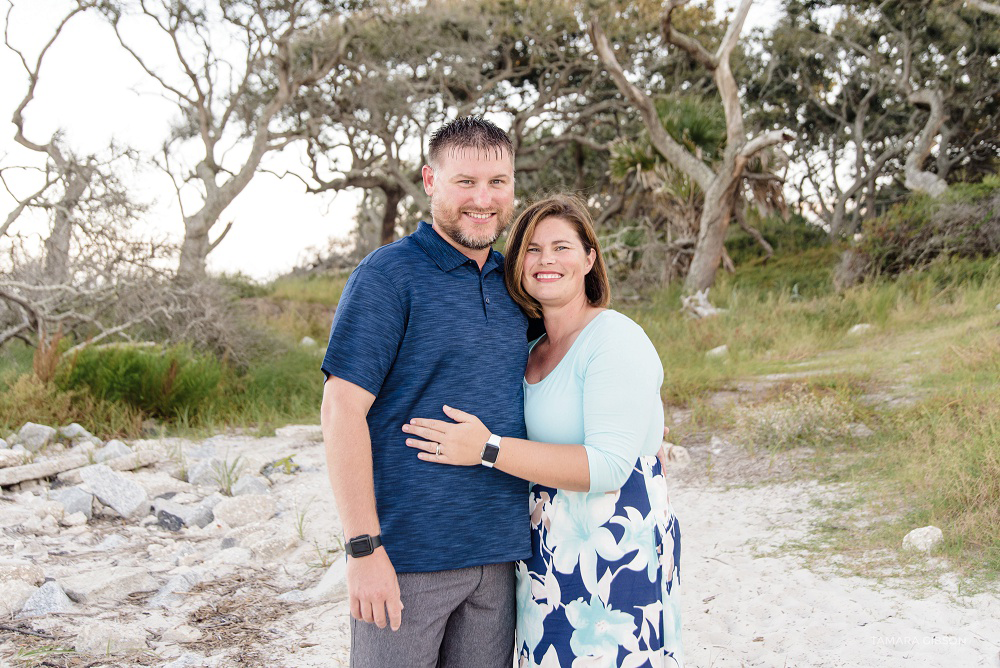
[345, 533, 382, 558]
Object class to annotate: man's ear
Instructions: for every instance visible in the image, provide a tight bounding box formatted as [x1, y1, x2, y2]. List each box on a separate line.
[421, 164, 435, 196]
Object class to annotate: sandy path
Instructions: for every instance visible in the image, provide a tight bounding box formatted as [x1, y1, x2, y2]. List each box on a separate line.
[284, 465, 1000, 667]
[670, 476, 1000, 668]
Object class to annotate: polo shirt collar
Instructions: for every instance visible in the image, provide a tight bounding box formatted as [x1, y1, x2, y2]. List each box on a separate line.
[413, 221, 501, 274]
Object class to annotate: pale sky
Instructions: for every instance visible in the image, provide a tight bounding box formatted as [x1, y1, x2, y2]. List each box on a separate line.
[1, 0, 781, 281]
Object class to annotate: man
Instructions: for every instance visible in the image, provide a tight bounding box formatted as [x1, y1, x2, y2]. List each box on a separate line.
[320, 117, 530, 667]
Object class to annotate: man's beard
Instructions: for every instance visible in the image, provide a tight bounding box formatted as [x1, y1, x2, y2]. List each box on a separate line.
[432, 197, 514, 251]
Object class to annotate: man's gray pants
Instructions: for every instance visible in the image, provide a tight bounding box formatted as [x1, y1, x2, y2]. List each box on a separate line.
[350, 562, 515, 668]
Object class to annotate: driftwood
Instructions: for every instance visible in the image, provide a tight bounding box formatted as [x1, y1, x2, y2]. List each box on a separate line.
[0, 450, 24, 469]
[0, 454, 91, 487]
[0, 449, 163, 487]
[680, 289, 728, 319]
[57, 450, 163, 484]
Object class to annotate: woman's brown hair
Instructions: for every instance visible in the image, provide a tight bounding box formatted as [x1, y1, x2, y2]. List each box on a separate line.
[504, 194, 611, 319]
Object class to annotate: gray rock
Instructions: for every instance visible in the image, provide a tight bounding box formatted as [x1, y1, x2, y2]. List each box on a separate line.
[61, 566, 158, 603]
[78, 464, 149, 518]
[232, 474, 270, 496]
[147, 570, 202, 609]
[133, 471, 194, 498]
[58, 423, 92, 441]
[48, 486, 94, 519]
[5, 432, 17, 445]
[200, 491, 225, 510]
[18, 422, 57, 453]
[0, 579, 37, 616]
[212, 494, 275, 528]
[299, 336, 317, 347]
[153, 497, 213, 530]
[245, 530, 299, 561]
[186, 457, 225, 488]
[308, 558, 348, 602]
[664, 444, 691, 468]
[0, 559, 45, 585]
[705, 344, 729, 358]
[94, 439, 132, 462]
[0, 437, 8, 449]
[847, 323, 873, 335]
[903, 525, 944, 552]
[19, 581, 75, 616]
[74, 621, 147, 655]
[61, 511, 87, 527]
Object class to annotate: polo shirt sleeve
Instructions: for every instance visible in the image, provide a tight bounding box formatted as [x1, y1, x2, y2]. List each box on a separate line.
[582, 317, 664, 493]
[321, 265, 406, 396]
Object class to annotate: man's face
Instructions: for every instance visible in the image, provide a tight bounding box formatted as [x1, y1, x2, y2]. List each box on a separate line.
[422, 147, 515, 251]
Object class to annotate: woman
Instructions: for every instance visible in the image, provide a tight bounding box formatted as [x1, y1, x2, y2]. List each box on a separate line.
[402, 195, 683, 668]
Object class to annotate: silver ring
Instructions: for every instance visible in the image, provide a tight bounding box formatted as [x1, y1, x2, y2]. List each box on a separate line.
[435, 445, 442, 457]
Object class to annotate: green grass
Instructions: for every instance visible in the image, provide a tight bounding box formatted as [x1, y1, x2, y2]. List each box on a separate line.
[619, 250, 1000, 404]
[620, 253, 999, 576]
[266, 272, 349, 306]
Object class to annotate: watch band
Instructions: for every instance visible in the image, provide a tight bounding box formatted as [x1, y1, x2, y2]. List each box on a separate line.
[481, 433, 502, 468]
[345, 533, 382, 558]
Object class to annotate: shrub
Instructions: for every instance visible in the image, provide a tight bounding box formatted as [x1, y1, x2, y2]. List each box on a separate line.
[0, 374, 144, 438]
[57, 344, 222, 420]
[855, 178, 1000, 278]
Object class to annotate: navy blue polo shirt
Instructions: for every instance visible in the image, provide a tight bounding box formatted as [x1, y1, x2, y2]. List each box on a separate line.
[321, 221, 531, 573]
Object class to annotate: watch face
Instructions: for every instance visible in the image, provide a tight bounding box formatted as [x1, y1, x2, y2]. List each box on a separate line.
[482, 443, 500, 464]
[348, 536, 374, 557]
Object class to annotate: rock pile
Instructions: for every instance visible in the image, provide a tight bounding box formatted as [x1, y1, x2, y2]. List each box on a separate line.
[0, 421, 347, 665]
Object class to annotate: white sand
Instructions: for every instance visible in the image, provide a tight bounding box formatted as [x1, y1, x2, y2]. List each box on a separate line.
[671, 478, 1000, 668]
[283, 474, 1000, 667]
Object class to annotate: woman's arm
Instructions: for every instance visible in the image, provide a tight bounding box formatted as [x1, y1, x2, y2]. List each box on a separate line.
[404, 316, 664, 493]
[402, 405, 592, 492]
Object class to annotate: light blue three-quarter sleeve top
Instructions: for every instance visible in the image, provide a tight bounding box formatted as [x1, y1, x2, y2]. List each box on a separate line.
[523, 309, 665, 493]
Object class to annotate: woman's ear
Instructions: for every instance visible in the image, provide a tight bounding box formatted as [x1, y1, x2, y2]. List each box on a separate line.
[585, 248, 596, 274]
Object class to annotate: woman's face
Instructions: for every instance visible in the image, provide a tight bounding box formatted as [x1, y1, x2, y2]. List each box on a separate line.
[521, 216, 596, 308]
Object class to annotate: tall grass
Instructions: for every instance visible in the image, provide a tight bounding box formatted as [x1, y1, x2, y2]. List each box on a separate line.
[620, 252, 1000, 403]
[879, 388, 1000, 571]
[267, 272, 349, 306]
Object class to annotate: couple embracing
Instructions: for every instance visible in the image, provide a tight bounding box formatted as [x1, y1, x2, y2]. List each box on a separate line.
[320, 117, 683, 668]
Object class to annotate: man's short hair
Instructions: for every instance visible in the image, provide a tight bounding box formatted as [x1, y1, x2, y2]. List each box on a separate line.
[428, 116, 513, 167]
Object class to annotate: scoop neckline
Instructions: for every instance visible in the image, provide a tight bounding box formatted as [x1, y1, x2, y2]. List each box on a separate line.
[524, 309, 611, 387]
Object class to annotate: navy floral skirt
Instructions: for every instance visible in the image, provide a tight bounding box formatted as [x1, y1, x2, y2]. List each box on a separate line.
[516, 455, 683, 668]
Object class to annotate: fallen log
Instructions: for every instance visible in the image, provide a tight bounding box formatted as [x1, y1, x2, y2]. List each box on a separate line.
[0, 454, 91, 487]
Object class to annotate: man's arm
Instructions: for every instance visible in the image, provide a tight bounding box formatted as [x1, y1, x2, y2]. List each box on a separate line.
[321, 376, 403, 631]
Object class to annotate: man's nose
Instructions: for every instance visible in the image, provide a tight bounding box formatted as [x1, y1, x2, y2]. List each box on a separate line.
[472, 185, 491, 207]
